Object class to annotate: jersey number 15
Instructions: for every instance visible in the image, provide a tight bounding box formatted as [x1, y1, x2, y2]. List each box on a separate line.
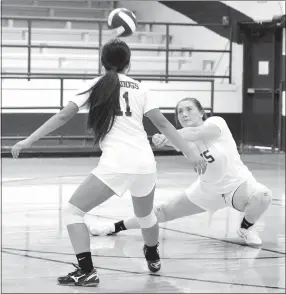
[116, 92, 132, 116]
[200, 150, 215, 163]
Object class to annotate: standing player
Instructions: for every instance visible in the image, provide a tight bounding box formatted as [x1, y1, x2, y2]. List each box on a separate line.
[11, 40, 207, 287]
[89, 97, 272, 247]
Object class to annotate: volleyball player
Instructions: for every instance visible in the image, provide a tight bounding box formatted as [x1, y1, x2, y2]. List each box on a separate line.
[11, 40, 207, 287]
[89, 97, 272, 247]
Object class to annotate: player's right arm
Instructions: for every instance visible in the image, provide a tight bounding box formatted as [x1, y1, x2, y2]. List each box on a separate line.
[11, 102, 79, 158]
[145, 109, 207, 174]
[11, 78, 98, 159]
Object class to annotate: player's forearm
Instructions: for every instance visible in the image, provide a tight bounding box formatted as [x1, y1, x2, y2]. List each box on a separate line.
[155, 122, 192, 156]
[163, 128, 199, 147]
[27, 113, 71, 144]
[177, 127, 200, 142]
[164, 136, 196, 151]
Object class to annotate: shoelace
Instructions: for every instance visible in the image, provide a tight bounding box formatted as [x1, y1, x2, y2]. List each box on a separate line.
[242, 228, 259, 238]
[68, 264, 82, 276]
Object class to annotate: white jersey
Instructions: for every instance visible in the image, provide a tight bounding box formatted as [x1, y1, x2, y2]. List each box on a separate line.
[193, 116, 254, 194]
[69, 74, 158, 174]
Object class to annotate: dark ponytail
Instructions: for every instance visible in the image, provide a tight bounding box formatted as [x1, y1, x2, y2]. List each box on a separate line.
[77, 38, 130, 145]
[175, 97, 208, 128]
[81, 69, 120, 145]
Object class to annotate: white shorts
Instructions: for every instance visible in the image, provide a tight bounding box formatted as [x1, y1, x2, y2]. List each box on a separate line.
[92, 168, 157, 198]
[185, 178, 257, 212]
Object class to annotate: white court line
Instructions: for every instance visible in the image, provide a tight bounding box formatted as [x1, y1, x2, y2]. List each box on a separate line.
[3, 229, 58, 235]
[1, 174, 86, 184]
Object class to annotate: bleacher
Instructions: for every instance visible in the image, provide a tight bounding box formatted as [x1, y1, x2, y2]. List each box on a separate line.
[2, 0, 113, 18]
[2, 0, 215, 76]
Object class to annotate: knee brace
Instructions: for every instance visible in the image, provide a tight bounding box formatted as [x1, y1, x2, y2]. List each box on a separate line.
[63, 203, 86, 226]
[136, 210, 157, 229]
[249, 184, 272, 208]
[258, 186, 272, 207]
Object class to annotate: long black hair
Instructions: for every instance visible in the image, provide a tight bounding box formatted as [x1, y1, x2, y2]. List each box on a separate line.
[175, 97, 208, 128]
[78, 38, 131, 145]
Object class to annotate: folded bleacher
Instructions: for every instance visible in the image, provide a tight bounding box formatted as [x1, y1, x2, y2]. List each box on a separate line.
[2, 0, 214, 76]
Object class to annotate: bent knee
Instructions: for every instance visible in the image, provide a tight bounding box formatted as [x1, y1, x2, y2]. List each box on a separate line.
[136, 210, 157, 228]
[233, 181, 272, 211]
[254, 184, 272, 207]
[63, 203, 86, 226]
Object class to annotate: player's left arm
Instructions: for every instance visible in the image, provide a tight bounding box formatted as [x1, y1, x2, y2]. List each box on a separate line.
[153, 121, 221, 148]
[178, 122, 221, 142]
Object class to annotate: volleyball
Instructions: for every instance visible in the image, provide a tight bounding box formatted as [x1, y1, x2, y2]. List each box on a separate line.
[107, 8, 137, 37]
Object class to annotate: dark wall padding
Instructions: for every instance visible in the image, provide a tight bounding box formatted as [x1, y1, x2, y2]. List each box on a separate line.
[1, 112, 242, 144]
[282, 116, 286, 151]
[2, 113, 90, 137]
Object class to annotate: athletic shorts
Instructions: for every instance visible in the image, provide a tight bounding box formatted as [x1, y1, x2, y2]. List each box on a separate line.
[185, 178, 257, 212]
[91, 168, 157, 198]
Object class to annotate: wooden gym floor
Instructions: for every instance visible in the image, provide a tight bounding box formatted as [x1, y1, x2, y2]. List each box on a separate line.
[1, 154, 285, 293]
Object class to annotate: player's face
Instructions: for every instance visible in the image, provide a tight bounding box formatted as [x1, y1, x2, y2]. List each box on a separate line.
[177, 100, 204, 127]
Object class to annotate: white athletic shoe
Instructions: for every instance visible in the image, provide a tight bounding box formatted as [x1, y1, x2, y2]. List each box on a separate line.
[88, 224, 115, 236]
[237, 228, 262, 246]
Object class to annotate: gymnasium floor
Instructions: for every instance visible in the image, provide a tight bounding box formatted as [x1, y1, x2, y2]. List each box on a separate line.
[1, 154, 285, 293]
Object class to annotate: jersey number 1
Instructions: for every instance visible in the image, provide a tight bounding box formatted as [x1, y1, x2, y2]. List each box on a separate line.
[116, 92, 132, 116]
